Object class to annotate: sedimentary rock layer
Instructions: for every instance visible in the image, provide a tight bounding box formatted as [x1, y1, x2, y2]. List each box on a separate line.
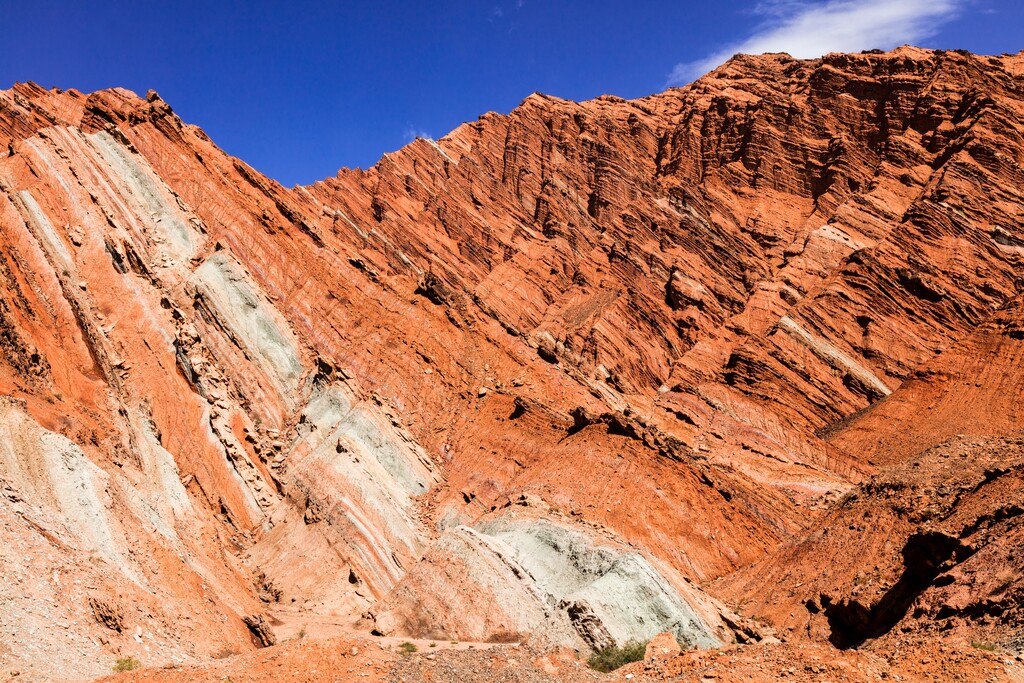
[0, 46, 1023, 678]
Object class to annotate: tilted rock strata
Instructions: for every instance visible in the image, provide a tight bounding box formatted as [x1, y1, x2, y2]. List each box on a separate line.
[0, 85, 447, 678]
[373, 512, 742, 650]
[719, 297, 1024, 651]
[0, 46, 1021, 677]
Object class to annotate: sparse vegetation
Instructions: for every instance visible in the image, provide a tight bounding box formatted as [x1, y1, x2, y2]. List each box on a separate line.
[971, 641, 998, 651]
[587, 640, 647, 673]
[297, 624, 307, 639]
[399, 641, 418, 655]
[113, 656, 141, 672]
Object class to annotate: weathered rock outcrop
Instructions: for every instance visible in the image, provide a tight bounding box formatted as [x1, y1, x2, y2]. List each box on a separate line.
[719, 297, 1024, 652]
[1, 46, 1023, 680]
[372, 509, 738, 650]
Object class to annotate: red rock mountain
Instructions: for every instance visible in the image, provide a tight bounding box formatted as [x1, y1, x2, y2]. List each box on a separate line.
[1, 46, 1023, 681]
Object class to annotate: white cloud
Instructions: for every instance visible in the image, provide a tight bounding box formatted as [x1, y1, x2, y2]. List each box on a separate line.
[403, 126, 433, 144]
[668, 0, 964, 86]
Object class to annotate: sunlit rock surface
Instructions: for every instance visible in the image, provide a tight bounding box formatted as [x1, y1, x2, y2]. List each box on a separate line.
[1, 47, 1023, 680]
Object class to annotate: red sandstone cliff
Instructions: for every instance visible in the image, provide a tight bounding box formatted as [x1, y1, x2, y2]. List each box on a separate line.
[1, 46, 1023, 681]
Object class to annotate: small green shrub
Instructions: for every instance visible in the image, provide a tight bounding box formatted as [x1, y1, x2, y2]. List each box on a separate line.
[297, 624, 307, 639]
[587, 640, 647, 673]
[113, 656, 141, 672]
[971, 641, 997, 651]
[399, 641, 418, 655]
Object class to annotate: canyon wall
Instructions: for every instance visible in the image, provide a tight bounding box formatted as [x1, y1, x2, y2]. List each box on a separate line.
[0, 45, 1023, 679]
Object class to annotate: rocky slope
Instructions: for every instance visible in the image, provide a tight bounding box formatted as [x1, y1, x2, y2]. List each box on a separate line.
[719, 295, 1024, 652]
[1, 45, 1023, 681]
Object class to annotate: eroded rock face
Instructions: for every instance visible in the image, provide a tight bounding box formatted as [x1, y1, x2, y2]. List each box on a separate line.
[0, 46, 1023, 678]
[372, 513, 732, 650]
[719, 300, 1024, 651]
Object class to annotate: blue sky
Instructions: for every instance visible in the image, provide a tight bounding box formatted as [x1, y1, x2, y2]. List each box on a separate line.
[2, 1, 1021, 185]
